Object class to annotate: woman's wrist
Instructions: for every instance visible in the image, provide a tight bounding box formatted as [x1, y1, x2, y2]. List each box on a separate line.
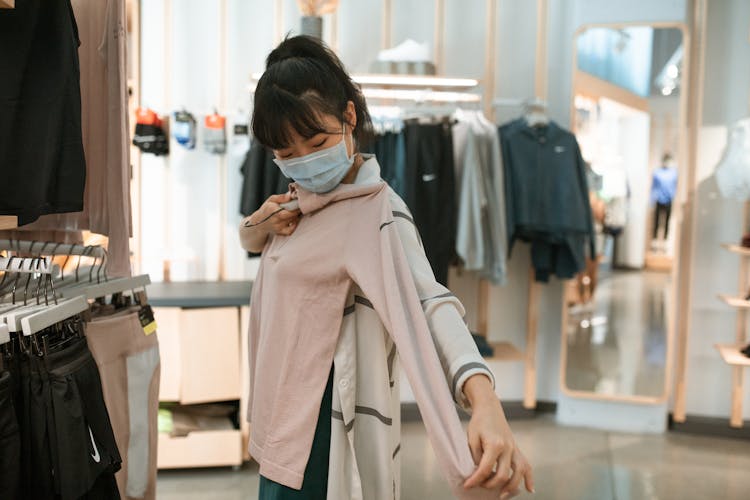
[463, 373, 500, 409]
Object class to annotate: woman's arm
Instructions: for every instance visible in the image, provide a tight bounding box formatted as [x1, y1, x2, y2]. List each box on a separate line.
[387, 191, 494, 409]
[387, 191, 533, 497]
[239, 192, 301, 253]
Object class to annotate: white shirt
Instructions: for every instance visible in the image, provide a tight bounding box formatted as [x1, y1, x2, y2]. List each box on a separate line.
[327, 155, 495, 500]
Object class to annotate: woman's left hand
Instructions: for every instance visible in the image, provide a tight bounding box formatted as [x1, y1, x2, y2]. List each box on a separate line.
[462, 375, 534, 498]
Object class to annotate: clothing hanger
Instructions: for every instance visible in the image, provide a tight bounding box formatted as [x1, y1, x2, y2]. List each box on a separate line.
[21, 295, 88, 337]
[0, 323, 8, 345]
[523, 97, 549, 127]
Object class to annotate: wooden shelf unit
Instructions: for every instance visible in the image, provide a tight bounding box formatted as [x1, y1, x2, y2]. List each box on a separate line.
[718, 294, 750, 309]
[715, 344, 750, 367]
[718, 242, 750, 428]
[721, 243, 750, 257]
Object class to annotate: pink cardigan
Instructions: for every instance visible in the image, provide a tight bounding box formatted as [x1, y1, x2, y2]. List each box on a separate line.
[247, 180, 500, 499]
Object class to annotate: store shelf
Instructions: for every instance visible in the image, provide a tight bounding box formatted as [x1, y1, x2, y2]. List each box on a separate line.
[715, 344, 750, 367]
[485, 341, 525, 362]
[721, 243, 750, 258]
[718, 294, 750, 309]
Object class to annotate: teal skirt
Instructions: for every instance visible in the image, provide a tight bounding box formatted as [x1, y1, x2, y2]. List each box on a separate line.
[258, 367, 333, 500]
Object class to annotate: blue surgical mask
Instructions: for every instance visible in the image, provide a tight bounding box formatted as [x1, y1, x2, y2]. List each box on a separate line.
[273, 125, 355, 193]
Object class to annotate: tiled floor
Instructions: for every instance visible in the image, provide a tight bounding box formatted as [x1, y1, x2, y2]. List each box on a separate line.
[157, 415, 750, 499]
[565, 271, 670, 399]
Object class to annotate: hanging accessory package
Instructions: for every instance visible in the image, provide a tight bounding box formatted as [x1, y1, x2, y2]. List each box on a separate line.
[133, 107, 169, 156]
[173, 109, 197, 150]
[203, 111, 227, 154]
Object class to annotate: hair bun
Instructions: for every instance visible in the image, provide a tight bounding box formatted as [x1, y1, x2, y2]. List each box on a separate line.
[266, 35, 331, 69]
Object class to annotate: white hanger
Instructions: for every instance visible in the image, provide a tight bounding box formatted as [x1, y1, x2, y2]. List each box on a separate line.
[22, 296, 88, 337]
[3, 303, 50, 333]
[0, 323, 9, 345]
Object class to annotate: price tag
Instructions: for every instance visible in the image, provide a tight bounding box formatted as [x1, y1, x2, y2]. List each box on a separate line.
[139, 305, 157, 336]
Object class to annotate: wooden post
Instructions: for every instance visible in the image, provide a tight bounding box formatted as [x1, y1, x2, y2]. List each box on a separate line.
[274, 0, 283, 45]
[524, 267, 540, 409]
[476, 0, 498, 339]
[381, 0, 392, 50]
[672, 0, 708, 423]
[731, 202, 750, 427]
[731, 255, 748, 427]
[0, 216, 17, 230]
[218, 0, 228, 281]
[433, 0, 445, 75]
[534, 0, 548, 100]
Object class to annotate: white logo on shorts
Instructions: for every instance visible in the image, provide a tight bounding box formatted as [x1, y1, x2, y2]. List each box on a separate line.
[88, 426, 101, 463]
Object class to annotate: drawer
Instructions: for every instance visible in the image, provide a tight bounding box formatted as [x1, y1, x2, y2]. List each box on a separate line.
[157, 430, 242, 469]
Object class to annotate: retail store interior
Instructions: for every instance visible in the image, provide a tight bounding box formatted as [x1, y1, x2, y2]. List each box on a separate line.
[2, 0, 750, 499]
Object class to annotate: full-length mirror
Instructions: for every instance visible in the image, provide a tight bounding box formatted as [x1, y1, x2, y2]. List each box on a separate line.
[562, 24, 687, 402]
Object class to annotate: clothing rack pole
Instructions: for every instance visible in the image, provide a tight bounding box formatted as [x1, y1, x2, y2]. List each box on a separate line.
[0, 257, 55, 274]
[0, 240, 106, 259]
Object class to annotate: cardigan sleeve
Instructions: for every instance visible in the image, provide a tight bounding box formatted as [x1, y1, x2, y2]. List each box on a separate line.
[345, 192, 500, 500]
[387, 190, 494, 411]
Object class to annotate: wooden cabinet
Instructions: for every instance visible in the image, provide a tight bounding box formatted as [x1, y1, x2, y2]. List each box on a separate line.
[153, 306, 245, 468]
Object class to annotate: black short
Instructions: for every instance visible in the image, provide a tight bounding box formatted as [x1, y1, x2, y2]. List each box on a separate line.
[25, 339, 121, 500]
[0, 370, 21, 500]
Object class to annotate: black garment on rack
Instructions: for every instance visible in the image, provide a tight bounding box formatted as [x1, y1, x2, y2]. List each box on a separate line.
[0, 0, 87, 224]
[500, 119, 595, 282]
[239, 140, 292, 218]
[0, 370, 20, 500]
[4, 336, 121, 500]
[363, 131, 407, 200]
[403, 121, 457, 285]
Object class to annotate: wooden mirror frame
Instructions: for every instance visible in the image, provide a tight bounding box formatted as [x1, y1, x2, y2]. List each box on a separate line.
[560, 21, 691, 405]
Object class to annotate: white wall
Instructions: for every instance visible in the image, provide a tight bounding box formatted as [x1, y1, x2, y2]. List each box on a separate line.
[683, 0, 750, 420]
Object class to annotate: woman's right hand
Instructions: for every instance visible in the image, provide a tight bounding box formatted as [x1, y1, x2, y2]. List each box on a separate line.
[260, 193, 302, 236]
[239, 192, 302, 253]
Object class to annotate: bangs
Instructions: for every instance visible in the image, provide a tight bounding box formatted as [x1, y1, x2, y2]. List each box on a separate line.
[252, 58, 346, 150]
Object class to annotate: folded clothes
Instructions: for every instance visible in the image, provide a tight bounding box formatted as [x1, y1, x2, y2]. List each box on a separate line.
[158, 403, 235, 437]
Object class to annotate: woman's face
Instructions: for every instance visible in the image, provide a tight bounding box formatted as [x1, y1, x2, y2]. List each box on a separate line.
[273, 101, 356, 161]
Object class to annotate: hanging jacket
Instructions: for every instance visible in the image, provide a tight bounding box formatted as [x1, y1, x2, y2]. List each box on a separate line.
[500, 119, 595, 281]
[241, 156, 498, 499]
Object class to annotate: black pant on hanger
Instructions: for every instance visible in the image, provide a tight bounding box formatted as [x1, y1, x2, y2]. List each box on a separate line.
[653, 202, 672, 239]
[403, 122, 457, 286]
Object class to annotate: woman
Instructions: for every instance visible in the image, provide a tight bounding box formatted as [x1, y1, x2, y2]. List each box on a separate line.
[240, 35, 533, 500]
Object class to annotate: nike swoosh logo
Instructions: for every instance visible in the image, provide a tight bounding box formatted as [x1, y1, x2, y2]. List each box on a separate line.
[422, 173, 437, 182]
[88, 426, 101, 463]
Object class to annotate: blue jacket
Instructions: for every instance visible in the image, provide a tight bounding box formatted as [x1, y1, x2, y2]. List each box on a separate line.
[500, 120, 596, 282]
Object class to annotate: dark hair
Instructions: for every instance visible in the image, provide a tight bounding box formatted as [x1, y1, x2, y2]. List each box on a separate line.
[662, 152, 673, 163]
[252, 35, 373, 150]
